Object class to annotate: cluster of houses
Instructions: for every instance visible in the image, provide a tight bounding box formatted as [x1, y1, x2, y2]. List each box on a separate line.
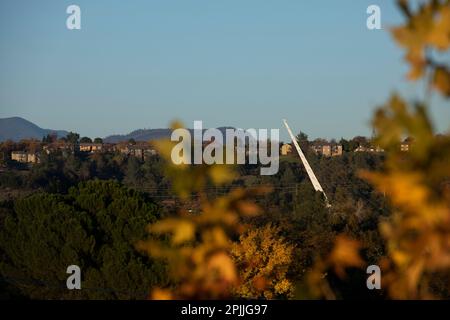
[6, 137, 414, 165]
[311, 144, 343, 157]
[280, 139, 412, 157]
[8, 141, 157, 165]
[280, 143, 344, 157]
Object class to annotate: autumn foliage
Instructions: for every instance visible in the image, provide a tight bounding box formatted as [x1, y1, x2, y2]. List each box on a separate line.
[231, 224, 294, 299]
[393, 0, 450, 96]
[362, 0, 450, 299]
[308, 0, 450, 300]
[136, 124, 271, 299]
[137, 0, 450, 300]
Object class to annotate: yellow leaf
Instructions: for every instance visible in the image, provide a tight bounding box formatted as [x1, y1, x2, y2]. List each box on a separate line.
[151, 288, 173, 300]
[207, 252, 237, 283]
[209, 165, 235, 185]
[433, 66, 450, 97]
[328, 236, 364, 278]
[427, 6, 450, 50]
[150, 219, 196, 245]
[391, 250, 410, 267]
[154, 139, 176, 162]
[405, 50, 426, 80]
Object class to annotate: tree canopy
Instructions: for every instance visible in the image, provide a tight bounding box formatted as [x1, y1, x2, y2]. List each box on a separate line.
[0, 180, 166, 299]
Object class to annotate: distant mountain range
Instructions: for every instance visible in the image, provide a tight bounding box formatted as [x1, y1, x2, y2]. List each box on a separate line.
[0, 117, 68, 142]
[104, 127, 235, 143]
[0, 117, 235, 143]
[104, 129, 174, 143]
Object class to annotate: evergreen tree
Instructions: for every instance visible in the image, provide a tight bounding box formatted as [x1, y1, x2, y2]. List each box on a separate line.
[0, 180, 166, 299]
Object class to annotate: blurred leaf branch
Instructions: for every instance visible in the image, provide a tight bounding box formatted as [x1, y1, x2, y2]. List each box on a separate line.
[137, 122, 271, 299]
[308, 0, 450, 300]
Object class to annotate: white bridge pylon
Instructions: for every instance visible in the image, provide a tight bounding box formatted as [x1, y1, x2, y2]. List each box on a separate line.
[283, 119, 331, 207]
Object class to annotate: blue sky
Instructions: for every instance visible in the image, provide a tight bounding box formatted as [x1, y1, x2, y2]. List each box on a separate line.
[0, 0, 449, 140]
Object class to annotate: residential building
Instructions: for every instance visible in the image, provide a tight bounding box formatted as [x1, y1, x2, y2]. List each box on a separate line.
[43, 142, 78, 154]
[400, 143, 410, 152]
[311, 144, 343, 157]
[79, 143, 103, 153]
[11, 151, 40, 164]
[354, 146, 384, 153]
[119, 143, 157, 160]
[331, 145, 343, 157]
[11, 151, 27, 163]
[27, 153, 40, 163]
[401, 137, 413, 152]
